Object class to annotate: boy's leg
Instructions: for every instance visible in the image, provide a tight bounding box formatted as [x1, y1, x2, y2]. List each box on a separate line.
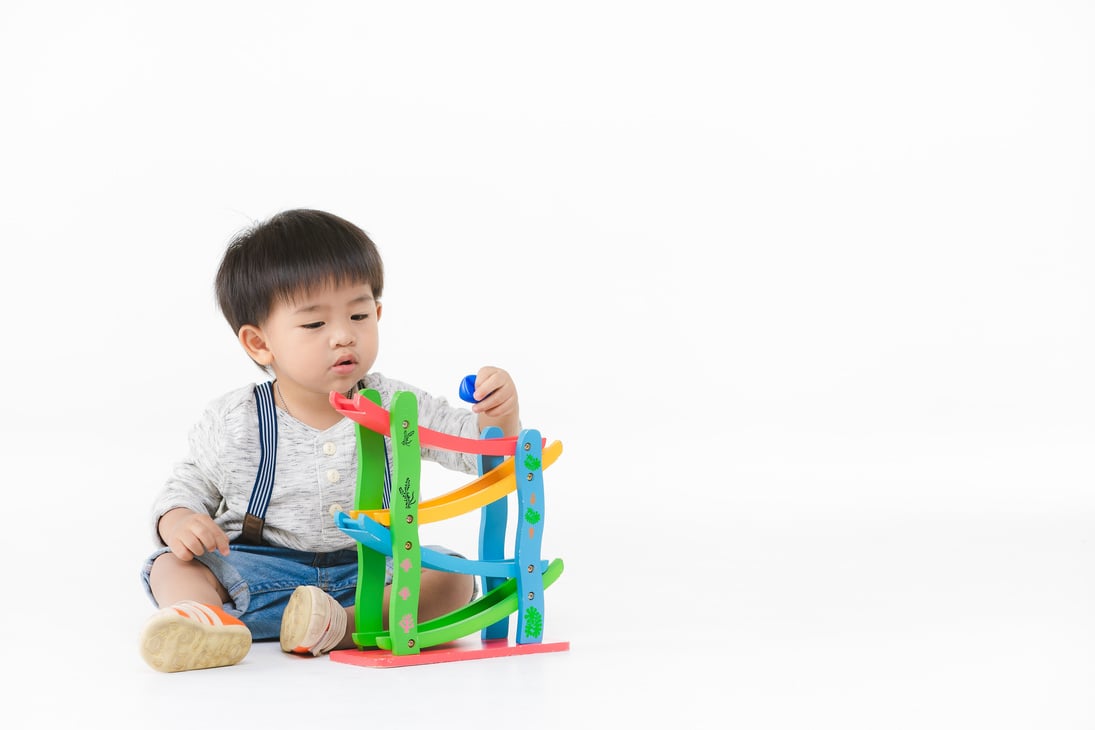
[417, 568, 476, 626]
[147, 551, 231, 607]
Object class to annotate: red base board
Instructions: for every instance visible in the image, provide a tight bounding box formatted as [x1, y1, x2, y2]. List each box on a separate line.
[329, 638, 570, 668]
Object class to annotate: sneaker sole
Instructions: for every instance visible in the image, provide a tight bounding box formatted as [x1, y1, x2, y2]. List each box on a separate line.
[280, 586, 329, 654]
[141, 612, 251, 673]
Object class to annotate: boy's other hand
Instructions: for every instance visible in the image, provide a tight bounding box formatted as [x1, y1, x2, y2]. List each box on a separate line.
[159, 508, 231, 561]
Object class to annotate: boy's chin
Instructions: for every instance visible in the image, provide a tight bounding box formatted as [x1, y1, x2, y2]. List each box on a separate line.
[333, 372, 366, 396]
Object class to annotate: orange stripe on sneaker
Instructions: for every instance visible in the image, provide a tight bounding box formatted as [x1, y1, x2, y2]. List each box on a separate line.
[203, 604, 245, 626]
[168, 602, 244, 627]
[174, 602, 214, 624]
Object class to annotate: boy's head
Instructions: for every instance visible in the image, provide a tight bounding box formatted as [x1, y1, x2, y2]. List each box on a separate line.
[215, 209, 385, 335]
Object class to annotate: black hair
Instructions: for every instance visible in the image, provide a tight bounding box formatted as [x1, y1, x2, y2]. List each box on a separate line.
[215, 209, 384, 334]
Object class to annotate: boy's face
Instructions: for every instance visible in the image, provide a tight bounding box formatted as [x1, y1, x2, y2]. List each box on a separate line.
[241, 280, 381, 402]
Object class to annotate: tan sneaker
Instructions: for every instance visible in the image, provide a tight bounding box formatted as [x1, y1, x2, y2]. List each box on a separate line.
[140, 601, 251, 672]
[280, 586, 347, 656]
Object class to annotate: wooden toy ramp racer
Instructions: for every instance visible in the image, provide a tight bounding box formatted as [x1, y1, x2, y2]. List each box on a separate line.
[326, 388, 569, 667]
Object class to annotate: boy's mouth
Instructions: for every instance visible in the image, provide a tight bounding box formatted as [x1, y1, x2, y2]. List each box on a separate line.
[332, 354, 358, 374]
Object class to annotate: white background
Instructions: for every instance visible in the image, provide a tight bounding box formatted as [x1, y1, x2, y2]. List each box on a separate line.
[1, 2, 1093, 728]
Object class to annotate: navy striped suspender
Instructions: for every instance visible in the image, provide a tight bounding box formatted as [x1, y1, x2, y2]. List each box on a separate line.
[240, 381, 277, 545]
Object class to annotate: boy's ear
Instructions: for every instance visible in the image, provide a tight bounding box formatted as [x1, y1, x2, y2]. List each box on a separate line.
[375, 301, 382, 320]
[238, 324, 274, 366]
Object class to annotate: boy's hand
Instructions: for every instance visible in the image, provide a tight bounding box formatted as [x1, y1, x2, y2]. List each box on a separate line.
[158, 507, 231, 561]
[471, 366, 520, 437]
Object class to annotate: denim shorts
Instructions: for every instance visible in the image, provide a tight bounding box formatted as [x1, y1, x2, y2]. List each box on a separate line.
[141, 542, 468, 641]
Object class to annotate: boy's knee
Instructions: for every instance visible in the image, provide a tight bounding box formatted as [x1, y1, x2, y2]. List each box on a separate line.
[421, 570, 475, 610]
[149, 551, 226, 600]
[443, 571, 476, 605]
[149, 550, 181, 577]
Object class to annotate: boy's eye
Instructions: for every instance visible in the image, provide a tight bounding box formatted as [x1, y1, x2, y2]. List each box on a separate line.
[302, 322, 325, 329]
[351, 314, 370, 321]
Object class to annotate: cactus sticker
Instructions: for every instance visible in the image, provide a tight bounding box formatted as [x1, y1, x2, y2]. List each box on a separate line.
[399, 477, 417, 509]
[523, 606, 543, 638]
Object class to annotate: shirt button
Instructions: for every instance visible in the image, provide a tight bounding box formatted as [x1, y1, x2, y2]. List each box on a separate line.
[326, 469, 340, 483]
[329, 503, 344, 517]
[323, 442, 336, 456]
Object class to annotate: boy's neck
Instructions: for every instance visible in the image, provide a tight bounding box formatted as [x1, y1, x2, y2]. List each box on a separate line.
[275, 380, 346, 430]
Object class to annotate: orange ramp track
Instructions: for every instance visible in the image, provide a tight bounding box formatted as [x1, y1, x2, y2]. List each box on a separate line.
[350, 439, 563, 525]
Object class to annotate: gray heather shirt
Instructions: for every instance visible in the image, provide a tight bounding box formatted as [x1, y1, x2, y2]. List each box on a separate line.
[150, 372, 482, 552]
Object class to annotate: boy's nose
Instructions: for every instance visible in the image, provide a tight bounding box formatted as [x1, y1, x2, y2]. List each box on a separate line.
[332, 328, 356, 347]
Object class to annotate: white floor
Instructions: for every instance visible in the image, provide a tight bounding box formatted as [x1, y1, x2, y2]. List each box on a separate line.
[11, 432, 1093, 730]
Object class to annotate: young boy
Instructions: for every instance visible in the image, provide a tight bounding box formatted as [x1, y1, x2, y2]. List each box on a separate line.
[140, 209, 520, 672]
